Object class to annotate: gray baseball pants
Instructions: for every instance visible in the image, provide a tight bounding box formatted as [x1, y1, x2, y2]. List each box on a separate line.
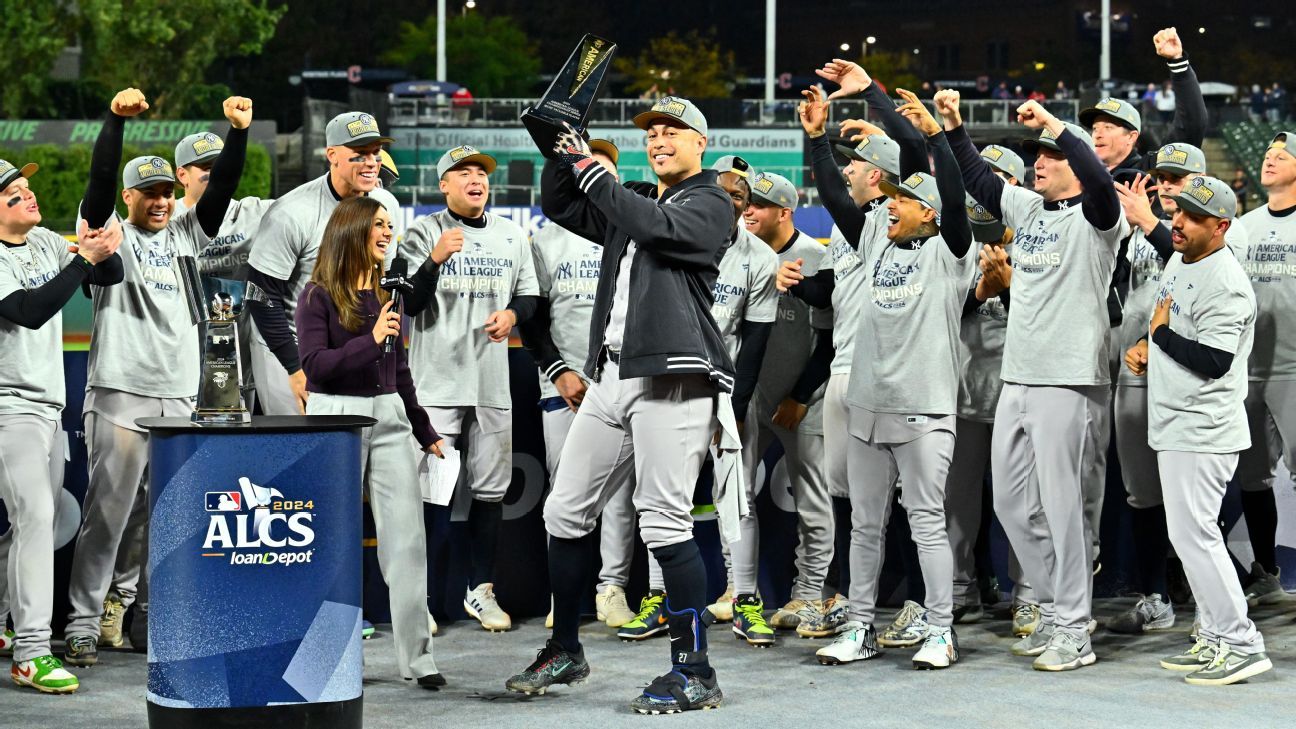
[0, 415, 64, 661]
[992, 383, 1104, 639]
[308, 393, 439, 679]
[1160, 450, 1265, 654]
[543, 361, 716, 551]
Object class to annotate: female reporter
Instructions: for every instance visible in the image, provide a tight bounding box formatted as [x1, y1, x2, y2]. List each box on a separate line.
[295, 196, 445, 688]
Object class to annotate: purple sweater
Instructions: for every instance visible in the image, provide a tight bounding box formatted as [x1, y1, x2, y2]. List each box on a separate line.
[295, 283, 438, 448]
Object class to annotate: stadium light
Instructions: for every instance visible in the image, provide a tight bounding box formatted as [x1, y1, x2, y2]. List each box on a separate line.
[840, 43, 850, 52]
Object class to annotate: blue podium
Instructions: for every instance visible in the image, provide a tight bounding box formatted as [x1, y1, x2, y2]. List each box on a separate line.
[137, 415, 375, 729]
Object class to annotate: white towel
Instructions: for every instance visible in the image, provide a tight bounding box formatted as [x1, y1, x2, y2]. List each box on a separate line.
[711, 392, 748, 544]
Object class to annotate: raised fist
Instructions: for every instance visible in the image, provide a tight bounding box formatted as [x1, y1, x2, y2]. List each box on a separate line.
[111, 88, 149, 117]
[223, 96, 253, 130]
[1153, 27, 1184, 60]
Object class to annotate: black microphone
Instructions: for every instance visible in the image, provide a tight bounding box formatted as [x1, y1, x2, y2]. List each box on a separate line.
[379, 256, 413, 354]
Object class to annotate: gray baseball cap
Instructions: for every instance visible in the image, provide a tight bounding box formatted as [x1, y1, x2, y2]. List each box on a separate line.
[966, 193, 1007, 242]
[0, 159, 38, 190]
[436, 145, 497, 179]
[749, 172, 798, 208]
[1021, 122, 1094, 155]
[1171, 176, 1237, 219]
[1079, 97, 1142, 132]
[980, 145, 1026, 180]
[1269, 131, 1296, 153]
[1153, 143, 1207, 176]
[881, 171, 943, 214]
[835, 134, 901, 177]
[123, 155, 176, 189]
[712, 155, 753, 178]
[633, 96, 709, 136]
[325, 111, 394, 148]
[175, 131, 224, 168]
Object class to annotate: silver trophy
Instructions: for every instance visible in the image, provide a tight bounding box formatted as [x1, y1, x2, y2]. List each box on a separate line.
[193, 291, 250, 423]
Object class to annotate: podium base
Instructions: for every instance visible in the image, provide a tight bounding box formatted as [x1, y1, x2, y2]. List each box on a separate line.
[147, 696, 361, 729]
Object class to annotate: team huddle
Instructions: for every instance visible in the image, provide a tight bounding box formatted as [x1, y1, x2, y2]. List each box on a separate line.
[0, 24, 1292, 713]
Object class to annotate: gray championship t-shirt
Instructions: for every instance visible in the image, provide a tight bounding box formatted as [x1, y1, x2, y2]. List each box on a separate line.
[1117, 220, 1250, 388]
[399, 210, 539, 408]
[531, 222, 602, 399]
[998, 186, 1129, 386]
[176, 196, 274, 280]
[755, 230, 831, 433]
[824, 221, 871, 374]
[958, 261, 1009, 423]
[847, 211, 975, 415]
[0, 228, 73, 419]
[87, 212, 206, 399]
[1238, 205, 1296, 381]
[711, 228, 779, 362]
[246, 175, 340, 335]
[1148, 248, 1256, 453]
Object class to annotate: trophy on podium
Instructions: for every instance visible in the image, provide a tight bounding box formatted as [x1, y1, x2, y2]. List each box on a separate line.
[194, 291, 251, 423]
[521, 34, 618, 156]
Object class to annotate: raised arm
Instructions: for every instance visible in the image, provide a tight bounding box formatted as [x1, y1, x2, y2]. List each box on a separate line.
[937, 90, 1007, 220]
[194, 97, 252, 237]
[799, 85, 868, 244]
[1153, 28, 1206, 147]
[928, 132, 972, 257]
[83, 89, 149, 227]
[863, 84, 928, 176]
[540, 158, 609, 244]
[1017, 100, 1121, 230]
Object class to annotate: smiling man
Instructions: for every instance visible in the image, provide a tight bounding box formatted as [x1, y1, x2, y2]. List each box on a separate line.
[507, 96, 735, 714]
[63, 93, 250, 669]
[246, 111, 391, 415]
[940, 93, 1128, 672]
[396, 145, 540, 634]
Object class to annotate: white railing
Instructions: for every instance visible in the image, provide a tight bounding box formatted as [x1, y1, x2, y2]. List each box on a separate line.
[387, 97, 1080, 128]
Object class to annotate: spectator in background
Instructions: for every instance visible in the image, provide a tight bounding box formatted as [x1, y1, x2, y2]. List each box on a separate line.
[920, 81, 935, 99]
[1231, 167, 1250, 213]
[1141, 83, 1158, 118]
[994, 82, 1012, 100]
[1013, 85, 1025, 100]
[1054, 80, 1072, 100]
[1250, 85, 1267, 123]
[1155, 81, 1175, 124]
[1268, 83, 1287, 123]
[1029, 87, 1047, 103]
[452, 85, 473, 123]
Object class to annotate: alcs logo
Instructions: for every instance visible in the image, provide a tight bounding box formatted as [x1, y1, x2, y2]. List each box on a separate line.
[202, 477, 316, 565]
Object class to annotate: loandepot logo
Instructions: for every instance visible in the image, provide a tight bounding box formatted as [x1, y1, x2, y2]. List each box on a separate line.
[201, 477, 316, 566]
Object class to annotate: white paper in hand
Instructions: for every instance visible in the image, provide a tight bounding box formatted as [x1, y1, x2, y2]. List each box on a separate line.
[419, 445, 461, 506]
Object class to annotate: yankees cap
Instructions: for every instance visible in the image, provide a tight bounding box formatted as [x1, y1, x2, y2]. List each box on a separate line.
[1170, 176, 1237, 219]
[980, 145, 1026, 180]
[836, 135, 901, 177]
[122, 155, 176, 189]
[633, 96, 709, 136]
[966, 192, 1007, 242]
[1153, 143, 1207, 177]
[881, 171, 942, 214]
[712, 155, 752, 178]
[0, 159, 38, 190]
[1079, 97, 1142, 132]
[1021, 122, 1095, 155]
[749, 172, 798, 208]
[175, 131, 224, 168]
[436, 145, 497, 179]
[325, 111, 394, 148]
[589, 138, 620, 165]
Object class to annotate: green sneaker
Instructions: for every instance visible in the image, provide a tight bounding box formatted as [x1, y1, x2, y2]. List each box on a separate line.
[0, 629, 15, 654]
[12, 655, 79, 694]
[617, 591, 669, 641]
[1159, 638, 1218, 672]
[361, 620, 376, 640]
[100, 595, 126, 648]
[732, 594, 776, 646]
[1184, 645, 1273, 686]
[63, 634, 98, 667]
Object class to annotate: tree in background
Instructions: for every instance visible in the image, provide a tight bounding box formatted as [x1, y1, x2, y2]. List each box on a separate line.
[856, 49, 923, 95]
[77, 0, 285, 117]
[383, 13, 540, 97]
[3, 6, 75, 117]
[615, 30, 737, 99]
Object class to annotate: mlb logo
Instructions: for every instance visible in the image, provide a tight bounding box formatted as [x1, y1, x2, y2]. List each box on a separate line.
[205, 491, 241, 512]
